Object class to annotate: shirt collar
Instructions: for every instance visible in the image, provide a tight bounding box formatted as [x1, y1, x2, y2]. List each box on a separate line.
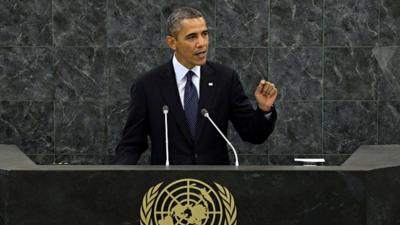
[172, 54, 201, 82]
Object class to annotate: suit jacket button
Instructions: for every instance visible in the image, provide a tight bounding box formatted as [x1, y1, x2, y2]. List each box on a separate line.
[194, 154, 198, 159]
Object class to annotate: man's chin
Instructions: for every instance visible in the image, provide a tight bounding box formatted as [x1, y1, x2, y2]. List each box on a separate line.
[195, 58, 207, 66]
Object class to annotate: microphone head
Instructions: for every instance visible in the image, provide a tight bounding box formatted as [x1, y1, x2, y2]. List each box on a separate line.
[201, 108, 208, 116]
[162, 105, 169, 113]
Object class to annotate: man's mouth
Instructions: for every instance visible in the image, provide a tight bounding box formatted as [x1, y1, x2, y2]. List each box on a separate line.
[194, 51, 207, 58]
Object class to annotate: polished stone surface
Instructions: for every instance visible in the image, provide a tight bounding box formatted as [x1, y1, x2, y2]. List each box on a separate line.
[325, 48, 378, 100]
[235, 154, 269, 165]
[270, 102, 322, 155]
[367, 166, 400, 225]
[1, 0, 400, 164]
[324, 0, 379, 46]
[3, 170, 365, 225]
[6, 144, 400, 225]
[323, 101, 377, 154]
[216, 0, 269, 47]
[271, 0, 322, 46]
[55, 101, 106, 155]
[106, 100, 130, 155]
[55, 47, 107, 102]
[0, 145, 35, 168]
[343, 145, 400, 168]
[107, 0, 160, 48]
[0, 170, 6, 225]
[380, 0, 400, 46]
[26, 154, 55, 165]
[1, 144, 397, 169]
[0, 47, 53, 101]
[215, 48, 268, 100]
[53, 0, 106, 46]
[0, 0, 52, 46]
[270, 47, 322, 100]
[107, 47, 171, 101]
[0, 101, 53, 155]
[55, 154, 103, 165]
[378, 101, 400, 145]
[374, 47, 400, 100]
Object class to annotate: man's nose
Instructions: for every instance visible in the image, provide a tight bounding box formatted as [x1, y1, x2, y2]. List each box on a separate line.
[197, 36, 207, 48]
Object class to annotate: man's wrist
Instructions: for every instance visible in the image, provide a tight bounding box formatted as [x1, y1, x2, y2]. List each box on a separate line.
[258, 104, 273, 113]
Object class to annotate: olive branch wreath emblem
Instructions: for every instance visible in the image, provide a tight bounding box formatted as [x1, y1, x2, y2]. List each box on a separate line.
[140, 180, 237, 225]
[140, 182, 163, 225]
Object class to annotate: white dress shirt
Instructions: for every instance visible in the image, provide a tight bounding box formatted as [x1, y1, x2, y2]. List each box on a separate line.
[172, 54, 201, 108]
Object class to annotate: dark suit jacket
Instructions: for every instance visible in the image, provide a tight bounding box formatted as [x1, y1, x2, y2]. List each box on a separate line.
[114, 60, 277, 165]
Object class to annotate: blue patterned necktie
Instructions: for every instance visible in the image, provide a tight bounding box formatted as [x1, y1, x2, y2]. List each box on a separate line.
[184, 70, 199, 138]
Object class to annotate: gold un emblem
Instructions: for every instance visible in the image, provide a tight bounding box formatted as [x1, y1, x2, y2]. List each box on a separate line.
[140, 178, 237, 225]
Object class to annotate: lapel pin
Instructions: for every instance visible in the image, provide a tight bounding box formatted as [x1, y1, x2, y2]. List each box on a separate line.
[208, 82, 214, 86]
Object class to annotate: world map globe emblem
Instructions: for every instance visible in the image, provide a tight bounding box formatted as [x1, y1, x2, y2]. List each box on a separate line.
[140, 178, 237, 225]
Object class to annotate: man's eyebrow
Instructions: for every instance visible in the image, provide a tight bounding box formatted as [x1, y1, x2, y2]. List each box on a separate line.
[184, 29, 208, 38]
[185, 32, 198, 38]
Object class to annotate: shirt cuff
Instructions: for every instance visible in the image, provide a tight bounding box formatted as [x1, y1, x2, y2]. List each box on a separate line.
[257, 105, 274, 119]
[264, 110, 273, 119]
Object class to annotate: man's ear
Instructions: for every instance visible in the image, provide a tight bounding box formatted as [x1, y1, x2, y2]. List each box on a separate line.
[166, 36, 176, 50]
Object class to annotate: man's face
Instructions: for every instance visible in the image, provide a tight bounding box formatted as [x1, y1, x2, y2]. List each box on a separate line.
[166, 17, 209, 69]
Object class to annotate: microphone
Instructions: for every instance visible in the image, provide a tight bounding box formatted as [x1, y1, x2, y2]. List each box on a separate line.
[162, 105, 170, 166]
[201, 109, 239, 166]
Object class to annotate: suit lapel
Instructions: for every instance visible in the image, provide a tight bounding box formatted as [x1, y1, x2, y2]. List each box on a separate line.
[159, 61, 193, 143]
[195, 63, 217, 140]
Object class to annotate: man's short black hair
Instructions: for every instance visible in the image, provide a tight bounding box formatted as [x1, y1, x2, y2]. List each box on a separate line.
[166, 7, 204, 37]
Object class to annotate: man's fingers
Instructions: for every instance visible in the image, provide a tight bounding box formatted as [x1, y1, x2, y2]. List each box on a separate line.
[256, 80, 266, 93]
[265, 84, 274, 93]
[261, 82, 275, 96]
[269, 87, 277, 96]
[256, 80, 277, 97]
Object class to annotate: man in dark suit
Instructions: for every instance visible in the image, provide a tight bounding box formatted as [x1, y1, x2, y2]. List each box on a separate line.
[114, 7, 278, 165]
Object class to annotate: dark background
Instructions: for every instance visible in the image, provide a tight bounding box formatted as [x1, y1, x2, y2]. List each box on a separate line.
[0, 0, 399, 165]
